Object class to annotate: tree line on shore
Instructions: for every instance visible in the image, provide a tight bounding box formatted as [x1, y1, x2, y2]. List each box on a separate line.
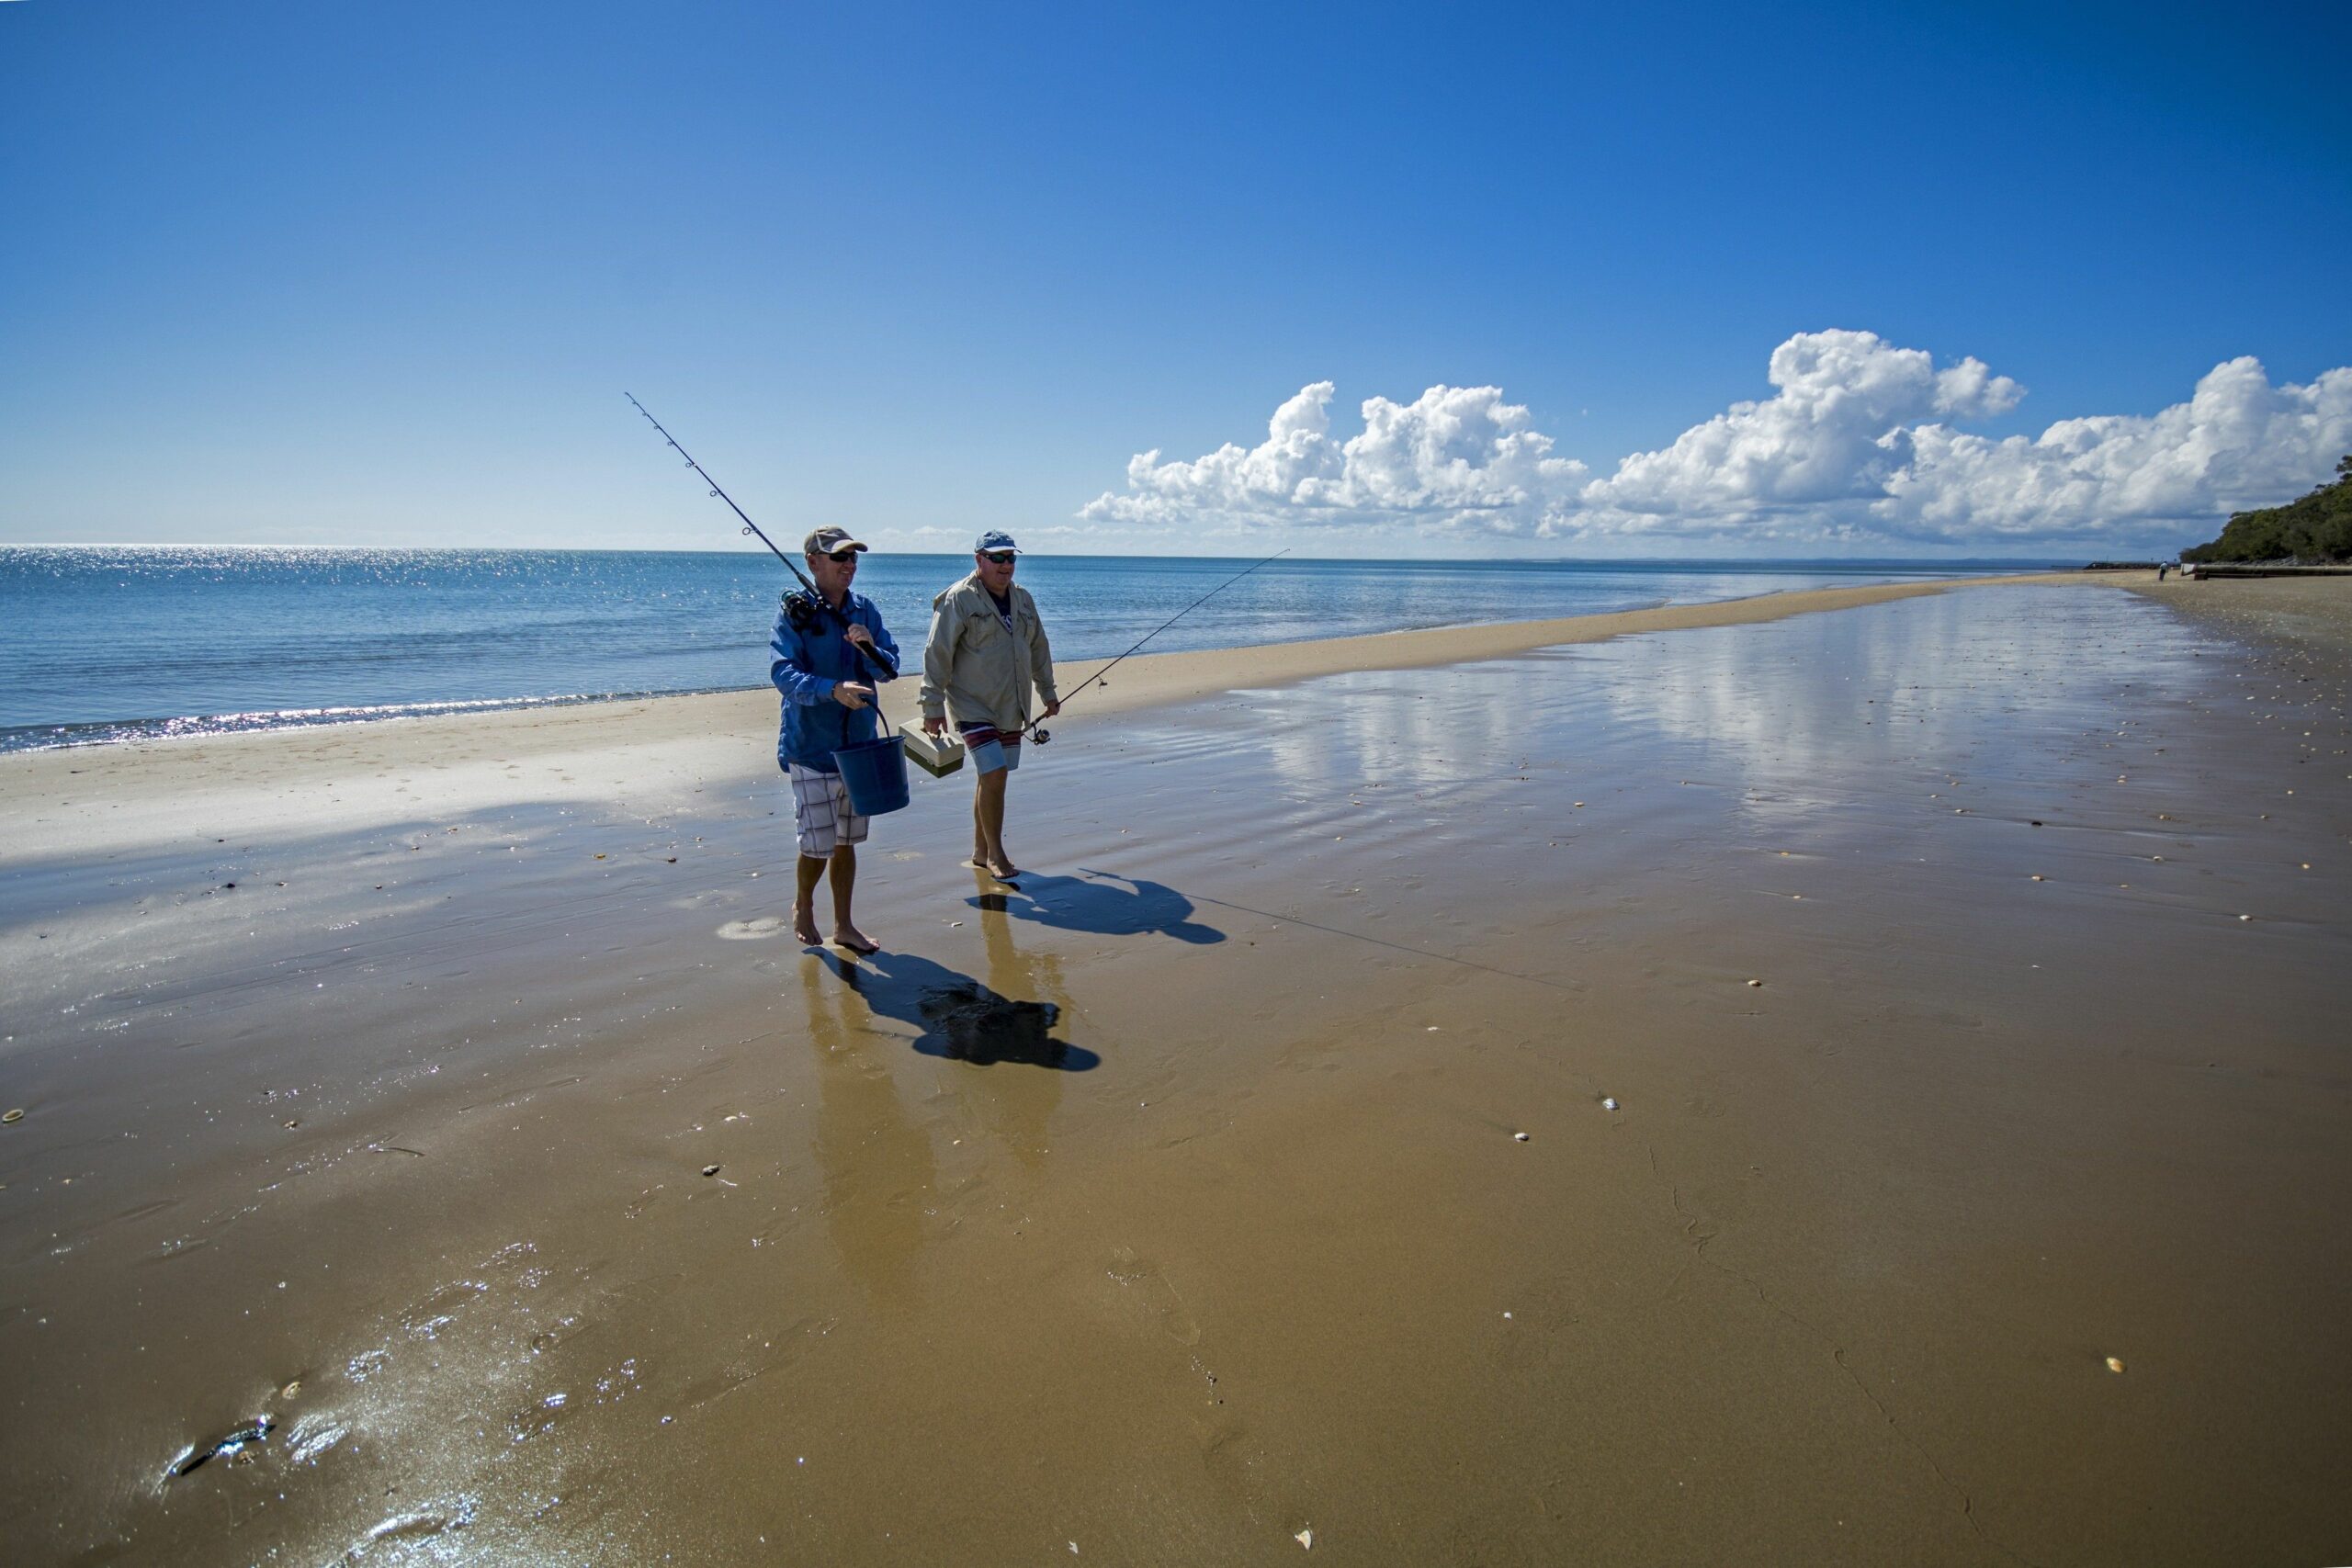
[2181, 457, 2352, 563]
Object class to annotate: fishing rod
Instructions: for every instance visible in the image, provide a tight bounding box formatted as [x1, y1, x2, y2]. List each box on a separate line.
[1026, 547, 1289, 743]
[626, 392, 896, 682]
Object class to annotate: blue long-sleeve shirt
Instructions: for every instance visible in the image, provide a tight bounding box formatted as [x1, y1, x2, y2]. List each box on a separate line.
[769, 590, 900, 773]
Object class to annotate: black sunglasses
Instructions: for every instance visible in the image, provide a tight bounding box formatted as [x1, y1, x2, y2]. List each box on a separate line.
[980, 551, 1017, 565]
[825, 549, 861, 564]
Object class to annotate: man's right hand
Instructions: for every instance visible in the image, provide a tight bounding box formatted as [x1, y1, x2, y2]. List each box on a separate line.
[833, 682, 874, 710]
[922, 715, 945, 736]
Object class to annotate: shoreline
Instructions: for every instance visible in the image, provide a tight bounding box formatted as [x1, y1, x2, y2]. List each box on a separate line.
[0, 570, 2084, 764]
[0, 572, 2088, 863]
[0, 555, 2064, 761]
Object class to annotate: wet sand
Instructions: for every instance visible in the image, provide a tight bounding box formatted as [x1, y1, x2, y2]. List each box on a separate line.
[3, 575, 2348, 1564]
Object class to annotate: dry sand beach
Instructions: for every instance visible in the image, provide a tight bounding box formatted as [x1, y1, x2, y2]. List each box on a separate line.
[3, 574, 2348, 1564]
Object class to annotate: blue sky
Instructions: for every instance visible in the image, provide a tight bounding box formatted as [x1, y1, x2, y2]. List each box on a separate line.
[2, 0, 2346, 557]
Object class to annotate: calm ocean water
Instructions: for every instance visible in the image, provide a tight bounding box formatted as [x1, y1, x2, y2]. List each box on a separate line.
[0, 547, 2055, 752]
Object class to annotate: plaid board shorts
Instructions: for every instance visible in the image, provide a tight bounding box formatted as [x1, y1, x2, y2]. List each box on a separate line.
[958, 723, 1022, 775]
[788, 763, 869, 856]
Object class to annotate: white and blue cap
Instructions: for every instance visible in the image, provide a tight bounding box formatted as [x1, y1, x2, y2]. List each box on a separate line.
[974, 529, 1022, 556]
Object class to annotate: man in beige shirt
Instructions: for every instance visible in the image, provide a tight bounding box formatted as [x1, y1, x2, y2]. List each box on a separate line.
[920, 531, 1060, 881]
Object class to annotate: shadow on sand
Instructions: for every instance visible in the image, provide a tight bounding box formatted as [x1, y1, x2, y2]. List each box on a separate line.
[813, 949, 1098, 1070]
[969, 867, 1224, 944]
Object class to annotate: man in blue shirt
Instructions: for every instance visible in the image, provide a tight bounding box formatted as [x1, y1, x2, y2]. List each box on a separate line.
[770, 526, 900, 953]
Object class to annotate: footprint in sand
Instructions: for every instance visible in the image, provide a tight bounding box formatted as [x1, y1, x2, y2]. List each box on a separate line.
[284, 1413, 349, 1466]
[675, 1318, 834, 1410]
[351, 1498, 478, 1551]
[716, 917, 788, 941]
[1102, 1247, 1202, 1347]
[503, 1358, 639, 1444]
[393, 1241, 540, 1343]
[401, 1279, 488, 1341]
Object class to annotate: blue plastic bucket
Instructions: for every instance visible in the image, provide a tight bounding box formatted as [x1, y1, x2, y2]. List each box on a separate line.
[832, 734, 911, 817]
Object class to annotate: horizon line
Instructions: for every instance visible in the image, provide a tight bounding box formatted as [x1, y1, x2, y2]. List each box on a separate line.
[0, 540, 2092, 567]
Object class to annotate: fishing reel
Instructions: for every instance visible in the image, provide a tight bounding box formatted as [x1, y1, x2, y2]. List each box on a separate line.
[782, 590, 820, 632]
[1028, 725, 1052, 746]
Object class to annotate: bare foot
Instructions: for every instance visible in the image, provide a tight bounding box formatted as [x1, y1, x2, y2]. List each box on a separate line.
[793, 906, 822, 945]
[831, 924, 880, 955]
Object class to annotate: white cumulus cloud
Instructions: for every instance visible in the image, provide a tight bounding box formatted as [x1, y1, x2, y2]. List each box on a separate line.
[1580, 331, 2022, 520]
[1080, 330, 2352, 551]
[1871, 355, 2352, 540]
[1080, 382, 1588, 534]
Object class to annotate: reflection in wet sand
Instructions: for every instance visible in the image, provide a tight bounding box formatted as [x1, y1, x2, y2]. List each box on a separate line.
[1595, 587, 2213, 814]
[1198, 585, 2224, 863]
[801, 960, 935, 1310]
[960, 879, 1074, 1168]
[804, 897, 1089, 1200]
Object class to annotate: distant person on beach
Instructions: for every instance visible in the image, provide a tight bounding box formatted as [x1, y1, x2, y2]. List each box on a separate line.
[771, 526, 900, 953]
[922, 531, 1060, 881]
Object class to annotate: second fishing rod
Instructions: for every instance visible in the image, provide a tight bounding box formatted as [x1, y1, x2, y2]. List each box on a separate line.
[1015, 547, 1289, 744]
